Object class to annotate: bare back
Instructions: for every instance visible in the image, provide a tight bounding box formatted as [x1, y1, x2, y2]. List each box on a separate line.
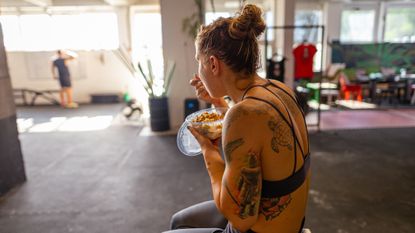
[222, 79, 310, 233]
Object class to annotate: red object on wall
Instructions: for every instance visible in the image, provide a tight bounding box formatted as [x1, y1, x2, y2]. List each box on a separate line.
[293, 43, 317, 80]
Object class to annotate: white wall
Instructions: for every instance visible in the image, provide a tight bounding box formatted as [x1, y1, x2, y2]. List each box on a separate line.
[296, 1, 324, 11]
[8, 50, 144, 103]
[323, 1, 343, 69]
[160, 0, 199, 130]
[275, 0, 296, 88]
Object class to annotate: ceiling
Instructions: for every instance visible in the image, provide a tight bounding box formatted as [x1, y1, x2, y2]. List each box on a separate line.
[0, 0, 413, 8]
[0, 0, 153, 7]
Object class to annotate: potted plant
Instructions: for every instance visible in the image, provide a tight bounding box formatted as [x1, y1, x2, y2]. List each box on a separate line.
[114, 48, 175, 131]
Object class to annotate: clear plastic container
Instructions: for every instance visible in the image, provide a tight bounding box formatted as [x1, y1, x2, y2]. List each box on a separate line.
[177, 107, 228, 156]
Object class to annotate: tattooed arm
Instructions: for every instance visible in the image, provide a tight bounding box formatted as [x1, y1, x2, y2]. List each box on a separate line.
[218, 103, 268, 232]
[188, 102, 268, 232]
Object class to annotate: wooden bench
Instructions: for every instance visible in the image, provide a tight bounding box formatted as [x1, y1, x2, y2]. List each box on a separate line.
[13, 88, 60, 106]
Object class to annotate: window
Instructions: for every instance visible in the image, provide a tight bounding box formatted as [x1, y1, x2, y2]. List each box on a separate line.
[131, 12, 164, 96]
[0, 15, 22, 51]
[384, 7, 415, 43]
[294, 10, 323, 71]
[294, 10, 322, 44]
[205, 12, 230, 25]
[19, 14, 54, 51]
[340, 9, 376, 42]
[204, 1, 273, 75]
[0, 13, 119, 51]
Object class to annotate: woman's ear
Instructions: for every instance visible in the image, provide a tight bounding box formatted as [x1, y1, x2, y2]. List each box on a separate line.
[209, 55, 220, 75]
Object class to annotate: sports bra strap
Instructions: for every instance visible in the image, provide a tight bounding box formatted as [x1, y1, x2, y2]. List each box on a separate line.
[260, 85, 307, 160]
[241, 82, 272, 101]
[266, 80, 310, 153]
[244, 96, 299, 173]
[241, 80, 311, 199]
[266, 80, 306, 118]
[261, 154, 311, 198]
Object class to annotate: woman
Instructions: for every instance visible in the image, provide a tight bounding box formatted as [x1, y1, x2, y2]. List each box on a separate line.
[166, 4, 310, 233]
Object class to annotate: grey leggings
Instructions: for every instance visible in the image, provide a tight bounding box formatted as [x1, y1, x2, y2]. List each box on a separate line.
[163, 201, 308, 233]
[163, 200, 238, 233]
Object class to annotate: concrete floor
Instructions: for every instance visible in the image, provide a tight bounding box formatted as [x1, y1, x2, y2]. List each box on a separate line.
[0, 104, 414, 233]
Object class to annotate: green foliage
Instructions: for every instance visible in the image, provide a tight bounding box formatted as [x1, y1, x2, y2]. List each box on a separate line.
[182, 12, 202, 39]
[182, 0, 245, 39]
[331, 42, 415, 73]
[343, 68, 356, 81]
[365, 66, 380, 74]
[182, 0, 204, 39]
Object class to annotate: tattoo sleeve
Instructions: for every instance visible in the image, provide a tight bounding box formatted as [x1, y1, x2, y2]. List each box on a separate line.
[225, 150, 261, 219]
[260, 195, 292, 221]
[224, 138, 244, 162]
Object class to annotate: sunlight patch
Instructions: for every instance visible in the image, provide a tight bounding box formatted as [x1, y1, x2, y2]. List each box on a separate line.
[28, 117, 66, 133]
[17, 116, 113, 133]
[58, 116, 113, 132]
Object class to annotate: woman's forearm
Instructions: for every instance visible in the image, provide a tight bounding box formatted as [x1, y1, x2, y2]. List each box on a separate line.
[211, 97, 229, 108]
[202, 149, 225, 208]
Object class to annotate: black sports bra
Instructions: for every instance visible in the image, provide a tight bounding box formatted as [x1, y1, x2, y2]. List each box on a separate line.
[241, 79, 311, 198]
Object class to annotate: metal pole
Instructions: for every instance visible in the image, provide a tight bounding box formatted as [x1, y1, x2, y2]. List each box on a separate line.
[265, 28, 269, 65]
[317, 26, 325, 132]
[264, 25, 324, 129]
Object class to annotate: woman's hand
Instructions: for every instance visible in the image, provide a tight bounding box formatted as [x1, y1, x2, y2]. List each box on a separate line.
[190, 74, 216, 103]
[190, 74, 229, 107]
[187, 125, 220, 155]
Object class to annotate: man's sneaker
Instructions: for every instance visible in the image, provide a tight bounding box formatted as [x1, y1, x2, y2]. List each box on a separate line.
[66, 102, 79, 108]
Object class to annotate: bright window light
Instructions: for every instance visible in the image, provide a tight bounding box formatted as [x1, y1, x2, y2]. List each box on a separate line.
[295, 10, 323, 44]
[384, 7, 415, 43]
[0, 12, 119, 51]
[340, 9, 375, 42]
[131, 12, 164, 96]
[0, 15, 21, 51]
[20, 14, 54, 51]
[205, 12, 230, 25]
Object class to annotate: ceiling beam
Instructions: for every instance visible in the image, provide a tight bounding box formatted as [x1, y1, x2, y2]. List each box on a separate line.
[103, 0, 131, 6]
[24, 0, 52, 7]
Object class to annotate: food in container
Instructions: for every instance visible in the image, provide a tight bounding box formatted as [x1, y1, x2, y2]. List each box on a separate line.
[189, 109, 226, 140]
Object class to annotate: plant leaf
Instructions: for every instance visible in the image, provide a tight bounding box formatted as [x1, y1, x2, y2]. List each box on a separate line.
[147, 59, 155, 88]
[163, 61, 176, 96]
[113, 49, 135, 74]
[137, 62, 154, 96]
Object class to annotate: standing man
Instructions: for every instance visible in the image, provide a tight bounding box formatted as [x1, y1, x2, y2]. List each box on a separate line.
[51, 50, 78, 108]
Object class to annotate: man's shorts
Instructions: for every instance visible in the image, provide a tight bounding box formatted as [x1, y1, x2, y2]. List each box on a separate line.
[59, 75, 72, 88]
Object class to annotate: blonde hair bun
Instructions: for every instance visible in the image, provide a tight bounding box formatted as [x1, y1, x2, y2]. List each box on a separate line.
[229, 4, 266, 40]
